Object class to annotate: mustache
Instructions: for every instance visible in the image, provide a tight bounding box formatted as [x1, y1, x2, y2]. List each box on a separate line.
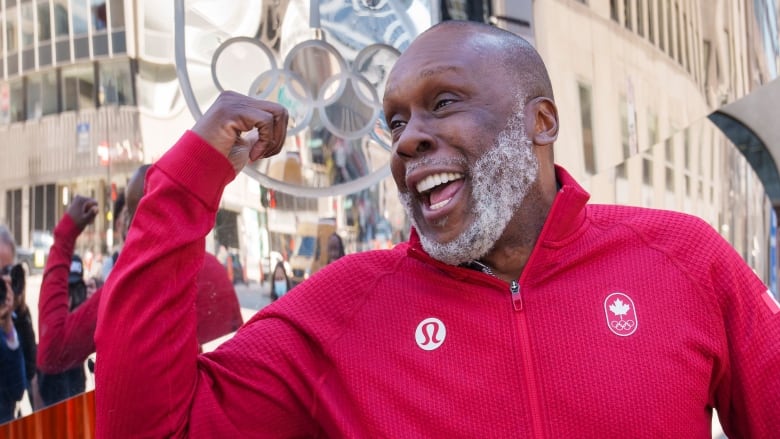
[405, 156, 469, 179]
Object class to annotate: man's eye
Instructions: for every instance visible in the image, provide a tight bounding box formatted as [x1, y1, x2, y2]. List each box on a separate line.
[433, 99, 454, 111]
[389, 120, 406, 130]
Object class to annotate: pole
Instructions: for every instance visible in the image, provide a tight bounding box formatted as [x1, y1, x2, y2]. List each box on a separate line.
[105, 106, 113, 253]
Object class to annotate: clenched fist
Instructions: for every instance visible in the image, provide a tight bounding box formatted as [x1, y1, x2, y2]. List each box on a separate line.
[192, 91, 289, 174]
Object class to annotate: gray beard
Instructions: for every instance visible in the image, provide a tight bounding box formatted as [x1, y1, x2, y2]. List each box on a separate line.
[401, 104, 539, 265]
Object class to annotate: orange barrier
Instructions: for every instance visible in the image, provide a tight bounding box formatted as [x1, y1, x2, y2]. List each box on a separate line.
[0, 390, 95, 439]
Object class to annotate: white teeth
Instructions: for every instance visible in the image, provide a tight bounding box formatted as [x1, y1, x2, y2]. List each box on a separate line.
[430, 198, 452, 210]
[416, 172, 463, 193]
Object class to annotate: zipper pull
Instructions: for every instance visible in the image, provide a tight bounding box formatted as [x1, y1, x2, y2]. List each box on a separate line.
[510, 280, 522, 311]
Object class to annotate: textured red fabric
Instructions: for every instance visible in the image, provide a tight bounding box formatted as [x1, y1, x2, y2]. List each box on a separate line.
[196, 253, 243, 344]
[95, 131, 780, 438]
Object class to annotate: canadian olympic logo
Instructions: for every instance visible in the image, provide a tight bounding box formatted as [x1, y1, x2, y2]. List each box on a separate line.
[604, 292, 638, 336]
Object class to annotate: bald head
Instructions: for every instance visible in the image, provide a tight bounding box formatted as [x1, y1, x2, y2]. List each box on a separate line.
[403, 21, 554, 103]
[125, 164, 151, 227]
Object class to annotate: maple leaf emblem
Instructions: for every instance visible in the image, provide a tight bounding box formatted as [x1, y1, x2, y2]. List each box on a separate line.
[609, 298, 630, 317]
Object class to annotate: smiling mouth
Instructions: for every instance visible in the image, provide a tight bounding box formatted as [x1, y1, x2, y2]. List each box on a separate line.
[416, 172, 465, 210]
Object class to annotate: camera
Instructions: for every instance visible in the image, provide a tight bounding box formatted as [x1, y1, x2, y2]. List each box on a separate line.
[0, 263, 25, 303]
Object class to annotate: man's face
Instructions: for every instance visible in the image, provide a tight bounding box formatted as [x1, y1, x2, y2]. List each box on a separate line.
[383, 29, 539, 264]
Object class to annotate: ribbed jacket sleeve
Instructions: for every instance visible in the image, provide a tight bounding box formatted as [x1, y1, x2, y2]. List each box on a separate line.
[37, 214, 101, 373]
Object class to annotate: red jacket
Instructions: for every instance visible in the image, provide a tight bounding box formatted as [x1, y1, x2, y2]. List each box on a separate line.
[95, 131, 780, 438]
[39, 200, 242, 374]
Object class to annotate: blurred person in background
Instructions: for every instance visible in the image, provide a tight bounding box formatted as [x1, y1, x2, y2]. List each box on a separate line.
[101, 192, 126, 282]
[37, 254, 90, 407]
[39, 165, 244, 385]
[0, 226, 40, 415]
[326, 233, 345, 264]
[86, 276, 102, 299]
[269, 262, 290, 302]
[37, 198, 102, 382]
[0, 259, 26, 424]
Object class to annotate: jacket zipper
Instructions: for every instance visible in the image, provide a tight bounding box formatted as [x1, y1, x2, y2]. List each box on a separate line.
[510, 280, 545, 439]
[510, 279, 522, 310]
[470, 262, 545, 438]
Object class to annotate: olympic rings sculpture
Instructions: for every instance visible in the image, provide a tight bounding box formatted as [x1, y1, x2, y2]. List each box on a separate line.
[174, 0, 413, 197]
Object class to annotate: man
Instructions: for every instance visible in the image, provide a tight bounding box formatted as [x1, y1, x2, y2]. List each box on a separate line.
[37, 254, 90, 407]
[95, 21, 780, 437]
[37, 197, 102, 376]
[38, 167, 243, 380]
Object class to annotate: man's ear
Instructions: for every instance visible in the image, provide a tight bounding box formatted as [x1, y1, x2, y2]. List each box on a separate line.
[526, 97, 559, 146]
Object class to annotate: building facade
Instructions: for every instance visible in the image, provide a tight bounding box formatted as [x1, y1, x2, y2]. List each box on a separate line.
[2, 0, 779, 280]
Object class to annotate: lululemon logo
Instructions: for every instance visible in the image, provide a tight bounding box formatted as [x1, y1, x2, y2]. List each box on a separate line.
[415, 317, 446, 351]
[604, 292, 638, 336]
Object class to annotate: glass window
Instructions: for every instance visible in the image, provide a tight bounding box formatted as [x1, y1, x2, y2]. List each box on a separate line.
[658, 0, 665, 50]
[5, 189, 23, 246]
[53, 0, 69, 37]
[0, 12, 4, 55]
[675, 3, 682, 64]
[620, 95, 630, 159]
[62, 64, 96, 111]
[72, 0, 89, 35]
[0, 82, 9, 125]
[109, 0, 124, 29]
[648, 112, 657, 147]
[578, 83, 596, 174]
[642, 157, 653, 185]
[9, 79, 25, 122]
[99, 59, 134, 106]
[27, 70, 58, 119]
[683, 14, 690, 72]
[648, 0, 654, 43]
[91, 0, 107, 31]
[7, 8, 19, 52]
[667, 0, 673, 57]
[6, 7, 18, 75]
[664, 137, 675, 191]
[38, 1, 52, 42]
[610, 0, 619, 22]
[21, 2, 34, 48]
[27, 74, 43, 119]
[637, 0, 644, 36]
[624, 0, 632, 30]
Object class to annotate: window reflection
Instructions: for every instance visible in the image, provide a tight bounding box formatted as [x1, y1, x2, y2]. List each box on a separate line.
[61, 64, 96, 112]
[72, 0, 89, 35]
[91, 0, 107, 31]
[8, 79, 24, 123]
[38, 1, 52, 42]
[25, 70, 58, 119]
[109, 0, 124, 29]
[53, 0, 69, 37]
[21, 2, 34, 48]
[98, 60, 134, 106]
